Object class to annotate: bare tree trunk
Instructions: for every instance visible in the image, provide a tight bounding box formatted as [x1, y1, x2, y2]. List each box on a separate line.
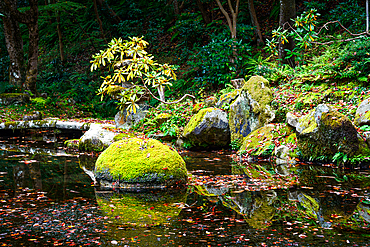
[24, 0, 39, 95]
[247, 0, 264, 45]
[215, 0, 239, 39]
[1, 14, 25, 87]
[2, 0, 40, 95]
[196, 0, 212, 25]
[367, 0, 369, 33]
[279, 0, 296, 67]
[93, 0, 107, 42]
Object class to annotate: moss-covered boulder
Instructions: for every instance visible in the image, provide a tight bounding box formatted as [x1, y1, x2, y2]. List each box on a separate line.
[94, 137, 188, 188]
[0, 93, 30, 105]
[239, 123, 298, 159]
[215, 89, 241, 110]
[64, 139, 80, 149]
[155, 112, 171, 127]
[294, 104, 361, 161]
[228, 76, 275, 143]
[354, 97, 370, 126]
[183, 108, 230, 148]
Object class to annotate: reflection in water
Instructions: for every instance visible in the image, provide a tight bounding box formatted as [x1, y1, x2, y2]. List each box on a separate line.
[95, 188, 187, 227]
[0, 129, 369, 245]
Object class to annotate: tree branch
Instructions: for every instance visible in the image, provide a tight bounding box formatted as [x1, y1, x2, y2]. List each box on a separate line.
[143, 83, 195, 105]
[215, 0, 233, 35]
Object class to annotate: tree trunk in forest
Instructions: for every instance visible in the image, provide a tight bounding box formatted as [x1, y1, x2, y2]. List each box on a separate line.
[1, 13, 25, 87]
[215, 0, 239, 39]
[93, 0, 107, 42]
[2, 0, 39, 95]
[96, 0, 121, 24]
[279, 0, 296, 67]
[247, 0, 264, 45]
[196, 0, 212, 25]
[50, 0, 65, 64]
[24, 0, 39, 95]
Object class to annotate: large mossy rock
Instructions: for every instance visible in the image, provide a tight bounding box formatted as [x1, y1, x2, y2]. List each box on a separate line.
[0, 93, 29, 105]
[239, 123, 298, 159]
[183, 107, 230, 148]
[354, 97, 370, 126]
[224, 76, 275, 143]
[94, 138, 188, 188]
[291, 104, 363, 160]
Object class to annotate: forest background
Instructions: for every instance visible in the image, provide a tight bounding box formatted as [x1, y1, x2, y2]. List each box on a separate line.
[0, 0, 369, 122]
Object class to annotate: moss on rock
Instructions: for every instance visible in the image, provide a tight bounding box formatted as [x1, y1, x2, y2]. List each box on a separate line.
[112, 132, 135, 142]
[242, 75, 273, 113]
[296, 105, 360, 160]
[94, 138, 188, 186]
[183, 108, 230, 147]
[239, 123, 297, 157]
[64, 139, 80, 149]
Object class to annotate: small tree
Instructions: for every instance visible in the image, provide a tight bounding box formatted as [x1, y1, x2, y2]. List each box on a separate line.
[90, 36, 194, 115]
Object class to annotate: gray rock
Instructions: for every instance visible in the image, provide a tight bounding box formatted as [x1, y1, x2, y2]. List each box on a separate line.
[354, 97, 370, 126]
[286, 112, 298, 128]
[228, 76, 275, 143]
[23, 111, 42, 121]
[115, 103, 149, 129]
[79, 123, 117, 151]
[183, 108, 230, 147]
[293, 104, 360, 160]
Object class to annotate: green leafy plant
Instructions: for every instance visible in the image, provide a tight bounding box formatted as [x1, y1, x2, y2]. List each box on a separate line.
[90, 37, 193, 116]
[230, 139, 242, 151]
[267, 9, 320, 66]
[186, 35, 251, 89]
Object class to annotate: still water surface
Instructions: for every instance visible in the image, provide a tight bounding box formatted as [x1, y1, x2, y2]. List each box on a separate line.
[0, 129, 369, 246]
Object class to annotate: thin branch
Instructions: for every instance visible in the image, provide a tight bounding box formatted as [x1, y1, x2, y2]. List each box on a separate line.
[281, 20, 370, 46]
[215, 0, 233, 35]
[143, 83, 195, 105]
[317, 20, 369, 36]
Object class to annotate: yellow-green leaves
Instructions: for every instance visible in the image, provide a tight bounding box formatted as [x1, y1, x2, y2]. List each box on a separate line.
[90, 36, 178, 115]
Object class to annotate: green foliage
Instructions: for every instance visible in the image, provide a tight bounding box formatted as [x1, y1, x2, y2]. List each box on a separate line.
[267, 9, 320, 66]
[331, 37, 370, 82]
[91, 37, 178, 114]
[329, 0, 366, 33]
[186, 35, 251, 89]
[230, 139, 242, 151]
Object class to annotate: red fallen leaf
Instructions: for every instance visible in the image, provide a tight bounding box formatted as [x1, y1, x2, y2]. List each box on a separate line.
[163, 167, 168, 170]
[149, 207, 154, 210]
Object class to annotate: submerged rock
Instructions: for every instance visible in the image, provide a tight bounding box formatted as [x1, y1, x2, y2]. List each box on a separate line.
[94, 138, 188, 188]
[183, 107, 230, 148]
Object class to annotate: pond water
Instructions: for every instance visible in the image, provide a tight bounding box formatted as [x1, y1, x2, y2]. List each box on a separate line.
[0, 129, 369, 246]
